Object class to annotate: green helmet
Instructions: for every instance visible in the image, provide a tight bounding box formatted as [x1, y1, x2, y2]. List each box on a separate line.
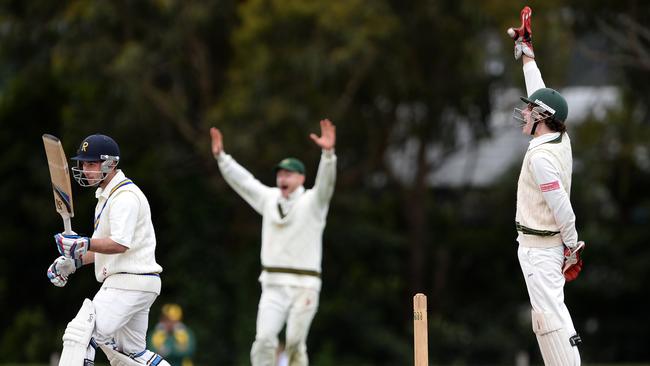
[520, 88, 568, 122]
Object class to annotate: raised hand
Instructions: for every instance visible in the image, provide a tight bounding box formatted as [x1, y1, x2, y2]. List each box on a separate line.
[210, 127, 224, 158]
[507, 6, 534, 60]
[309, 119, 336, 151]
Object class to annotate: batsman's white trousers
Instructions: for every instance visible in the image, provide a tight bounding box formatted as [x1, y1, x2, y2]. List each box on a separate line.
[92, 287, 158, 355]
[251, 284, 319, 366]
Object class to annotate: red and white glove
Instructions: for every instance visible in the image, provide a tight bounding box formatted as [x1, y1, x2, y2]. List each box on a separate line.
[47, 255, 81, 287]
[563, 241, 585, 282]
[507, 6, 534, 60]
[54, 233, 91, 260]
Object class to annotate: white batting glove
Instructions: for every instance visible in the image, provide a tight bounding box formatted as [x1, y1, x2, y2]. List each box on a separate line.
[54, 233, 91, 260]
[47, 256, 80, 287]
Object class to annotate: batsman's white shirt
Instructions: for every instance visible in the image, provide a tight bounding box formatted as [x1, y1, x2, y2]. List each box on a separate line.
[92, 170, 162, 294]
[217, 150, 337, 290]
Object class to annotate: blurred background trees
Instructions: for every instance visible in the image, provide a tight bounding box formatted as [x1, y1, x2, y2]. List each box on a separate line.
[1, 0, 649, 364]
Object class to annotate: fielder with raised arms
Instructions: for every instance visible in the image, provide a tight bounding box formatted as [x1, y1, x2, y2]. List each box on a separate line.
[47, 134, 170, 366]
[507, 6, 585, 365]
[210, 119, 336, 366]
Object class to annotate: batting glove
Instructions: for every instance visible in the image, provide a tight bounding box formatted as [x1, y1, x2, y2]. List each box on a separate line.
[563, 241, 585, 282]
[47, 255, 81, 287]
[507, 6, 534, 60]
[54, 233, 91, 260]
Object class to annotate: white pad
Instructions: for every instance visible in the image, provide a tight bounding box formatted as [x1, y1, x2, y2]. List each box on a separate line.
[59, 298, 96, 366]
[99, 345, 170, 366]
[531, 310, 580, 366]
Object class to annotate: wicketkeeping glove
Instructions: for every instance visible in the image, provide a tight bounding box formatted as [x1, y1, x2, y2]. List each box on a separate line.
[507, 6, 534, 60]
[47, 255, 81, 287]
[563, 241, 585, 282]
[54, 233, 91, 260]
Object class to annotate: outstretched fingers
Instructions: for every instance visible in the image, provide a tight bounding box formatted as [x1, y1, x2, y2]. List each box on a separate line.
[310, 119, 336, 150]
[210, 127, 223, 157]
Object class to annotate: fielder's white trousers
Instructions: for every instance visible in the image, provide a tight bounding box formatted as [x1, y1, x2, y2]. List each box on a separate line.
[92, 287, 158, 355]
[251, 284, 319, 366]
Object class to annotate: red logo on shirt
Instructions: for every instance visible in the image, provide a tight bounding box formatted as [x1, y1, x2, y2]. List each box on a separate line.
[540, 181, 560, 192]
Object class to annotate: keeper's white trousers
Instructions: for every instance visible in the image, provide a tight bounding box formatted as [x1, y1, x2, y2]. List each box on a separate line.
[518, 245, 580, 361]
[92, 287, 158, 355]
[251, 284, 319, 366]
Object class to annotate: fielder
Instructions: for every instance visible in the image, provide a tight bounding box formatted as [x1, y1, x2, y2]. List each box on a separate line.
[507, 7, 585, 365]
[210, 119, 337, 366]
[47, 134, 169, 366]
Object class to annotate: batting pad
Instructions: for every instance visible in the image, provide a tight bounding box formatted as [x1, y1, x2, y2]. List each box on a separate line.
[99, 345, 170, 366]
[531, 310, 580, 366]
[59, 298, 95, 366]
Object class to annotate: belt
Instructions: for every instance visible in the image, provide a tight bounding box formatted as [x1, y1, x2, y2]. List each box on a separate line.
[516, 221, 560, 237]
[262, 266, 321, 278]
[117, 272, 161, 277]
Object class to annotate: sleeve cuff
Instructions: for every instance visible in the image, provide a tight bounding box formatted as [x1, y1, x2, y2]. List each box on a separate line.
[322, 149, 335, 158]
[523, 60, 539, 73]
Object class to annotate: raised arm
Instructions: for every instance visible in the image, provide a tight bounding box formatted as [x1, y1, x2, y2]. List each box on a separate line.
[310, 119, 337, 204]
[507, 6, 545, 96]
[210, 127, 273, 214]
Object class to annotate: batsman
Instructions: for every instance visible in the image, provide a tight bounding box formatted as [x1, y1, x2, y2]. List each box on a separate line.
[46, 134, 170, 365]
[507, 6, 585, 365]
[210, 119, 336, 366]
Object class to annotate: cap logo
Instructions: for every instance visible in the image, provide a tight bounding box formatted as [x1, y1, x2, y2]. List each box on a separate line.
[534, 99, 556, 114]
[81, 141, 89, 152]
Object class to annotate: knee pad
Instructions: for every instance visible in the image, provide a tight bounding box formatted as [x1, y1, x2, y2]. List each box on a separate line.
[99, 345, 170, 366]
[531, 310, 580, 366]
[59, 299, 96, 366]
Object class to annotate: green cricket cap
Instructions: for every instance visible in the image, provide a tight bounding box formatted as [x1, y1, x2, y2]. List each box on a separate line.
[520, 87, 568, 122]
[274, 157, 305, 175]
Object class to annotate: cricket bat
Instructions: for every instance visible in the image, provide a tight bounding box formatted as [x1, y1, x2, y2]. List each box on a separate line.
[42, 134, 74, 235]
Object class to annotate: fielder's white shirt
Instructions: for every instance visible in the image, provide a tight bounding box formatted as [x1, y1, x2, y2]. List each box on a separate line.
[217, 150, 337, 290]
[92, 170, 162, 294]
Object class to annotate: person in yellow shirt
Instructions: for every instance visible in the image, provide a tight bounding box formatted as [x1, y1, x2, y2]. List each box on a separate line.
[148, 304, 196, 366]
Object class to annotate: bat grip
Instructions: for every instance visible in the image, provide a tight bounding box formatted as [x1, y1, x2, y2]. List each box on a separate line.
[63, 217, 73, 235]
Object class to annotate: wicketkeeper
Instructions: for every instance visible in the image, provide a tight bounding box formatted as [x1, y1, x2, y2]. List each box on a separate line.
[47, 134, 169, 365]
[508, 6, 585, 365]
[210, 119, 337, 366]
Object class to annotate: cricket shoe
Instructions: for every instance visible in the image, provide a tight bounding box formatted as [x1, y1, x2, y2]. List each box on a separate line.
[507, 6, 534, 59]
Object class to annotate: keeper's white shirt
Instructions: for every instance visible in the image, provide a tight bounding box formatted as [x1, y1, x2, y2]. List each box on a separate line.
[92, 170, 163, 294]
[516, 61, 579, 248]
[217, 150, 337, 291]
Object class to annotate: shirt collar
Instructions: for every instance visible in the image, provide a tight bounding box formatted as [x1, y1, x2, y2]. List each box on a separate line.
[281, 185, 305, 202]
[95, 170, 126, 199]
[527, 132, 561, 150]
